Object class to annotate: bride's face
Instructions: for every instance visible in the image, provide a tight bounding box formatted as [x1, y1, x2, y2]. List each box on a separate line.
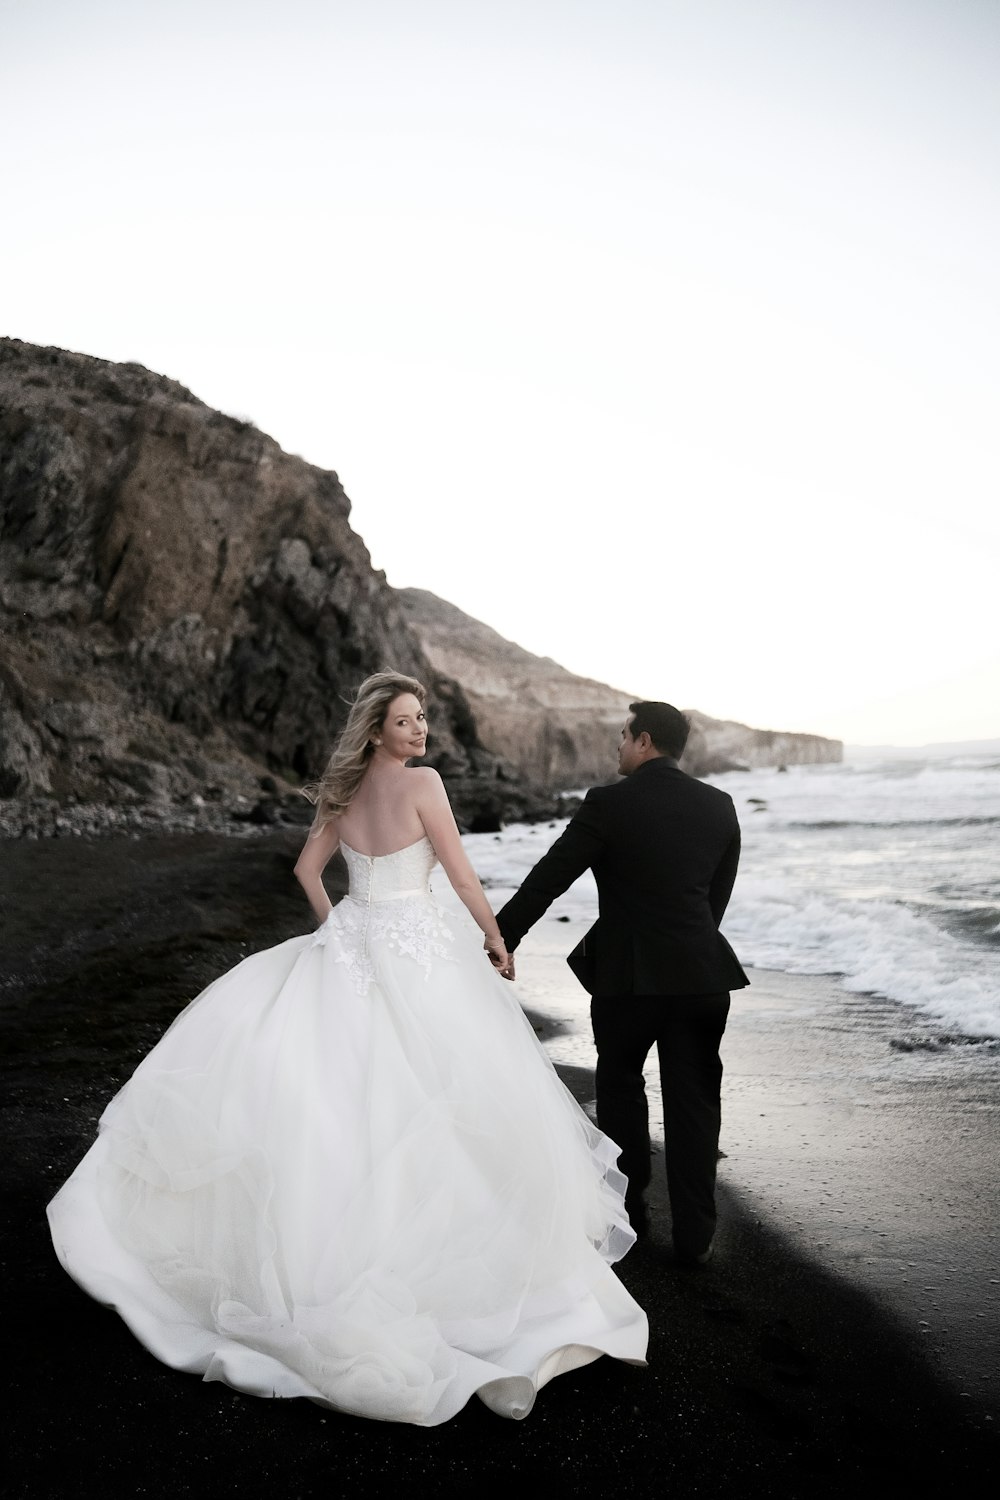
[377, 694, 428, 761]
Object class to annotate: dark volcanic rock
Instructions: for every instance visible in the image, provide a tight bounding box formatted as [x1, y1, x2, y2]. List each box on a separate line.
[0, 339, 554, 831]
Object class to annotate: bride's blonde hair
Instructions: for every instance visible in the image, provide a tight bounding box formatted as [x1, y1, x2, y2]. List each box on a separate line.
[301, 670, 428, 827]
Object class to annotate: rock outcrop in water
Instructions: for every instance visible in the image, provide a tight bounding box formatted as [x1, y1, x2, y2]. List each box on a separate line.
[0, 339, 550, 833]
[398, 589, 842, 785]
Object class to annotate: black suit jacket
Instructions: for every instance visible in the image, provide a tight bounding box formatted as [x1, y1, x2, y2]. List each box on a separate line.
[497, 758, 749, 997]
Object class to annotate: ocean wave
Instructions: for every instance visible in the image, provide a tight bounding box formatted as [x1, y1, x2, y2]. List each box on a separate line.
[939, 907, 1000, 946]
[781, 815, 1000, 830]
[463, 759, 1000, 1040]
[724, 877, 1000, 1038]
[712, 758, 1000, 830]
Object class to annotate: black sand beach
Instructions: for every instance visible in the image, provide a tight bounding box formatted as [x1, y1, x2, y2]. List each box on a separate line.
[3, 832, 998, 1497]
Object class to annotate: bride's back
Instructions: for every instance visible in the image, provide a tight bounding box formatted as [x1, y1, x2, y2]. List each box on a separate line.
[335, 765, 428, 857]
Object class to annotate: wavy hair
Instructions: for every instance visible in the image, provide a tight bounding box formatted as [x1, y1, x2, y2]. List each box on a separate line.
[301, 670, 427, 826]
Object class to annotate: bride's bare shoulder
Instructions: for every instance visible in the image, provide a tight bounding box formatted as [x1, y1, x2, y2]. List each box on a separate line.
[406, 766, 447, 804]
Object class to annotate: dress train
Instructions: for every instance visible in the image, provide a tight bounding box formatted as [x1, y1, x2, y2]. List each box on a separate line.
[48, 837, 648, 1425]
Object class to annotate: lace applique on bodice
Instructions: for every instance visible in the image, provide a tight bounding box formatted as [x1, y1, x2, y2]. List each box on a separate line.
[312, 836, 456, 993]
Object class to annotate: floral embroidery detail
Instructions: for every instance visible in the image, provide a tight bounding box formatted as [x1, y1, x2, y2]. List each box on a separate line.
[313, 897, 456, 994]
[310, 837, 456, 995]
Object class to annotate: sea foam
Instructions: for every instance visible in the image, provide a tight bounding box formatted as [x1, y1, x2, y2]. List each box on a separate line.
[464, 751, 1000, 1041]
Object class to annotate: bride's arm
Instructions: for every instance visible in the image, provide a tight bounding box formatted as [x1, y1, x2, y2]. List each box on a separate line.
[293, 817, 341, 924]
[413, 770, 510, 973]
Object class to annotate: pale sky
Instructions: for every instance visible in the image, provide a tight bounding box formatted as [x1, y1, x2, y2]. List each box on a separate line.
[3, 0, 998, 744]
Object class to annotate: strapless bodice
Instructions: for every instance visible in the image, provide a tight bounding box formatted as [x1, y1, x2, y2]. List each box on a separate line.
[340, 836, 438, 904]
[313, 837, 452, 992]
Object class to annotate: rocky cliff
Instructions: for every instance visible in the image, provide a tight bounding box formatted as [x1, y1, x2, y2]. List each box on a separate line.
[0, 339, 550, 834]
[398, 589, 842, 783]
[680, 713, 842, 777]
[0, 338, 839, 840]
[396, 589, 631, 787]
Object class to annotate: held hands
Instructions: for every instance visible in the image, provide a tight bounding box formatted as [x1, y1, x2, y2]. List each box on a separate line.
[484, 935, 516, 981]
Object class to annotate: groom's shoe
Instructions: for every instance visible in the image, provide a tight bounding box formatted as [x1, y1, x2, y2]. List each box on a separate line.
[674, 1236, 714, 1268]
[625, 1195, 651, 1240]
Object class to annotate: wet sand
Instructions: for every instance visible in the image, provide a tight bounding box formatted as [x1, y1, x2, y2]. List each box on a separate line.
[508, 913, 1000, 1415]
[3, 832, 999, 1496]
[724, 970, 1000, 1412]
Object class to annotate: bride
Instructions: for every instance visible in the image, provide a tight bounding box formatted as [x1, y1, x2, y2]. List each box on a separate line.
[47, 671, 648, 1426]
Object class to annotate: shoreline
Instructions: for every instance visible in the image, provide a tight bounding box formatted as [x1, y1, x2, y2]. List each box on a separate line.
[722, 968, 1000, 1413]
[3, 831, 999, 1493]
[514, 917, 1000, 1421]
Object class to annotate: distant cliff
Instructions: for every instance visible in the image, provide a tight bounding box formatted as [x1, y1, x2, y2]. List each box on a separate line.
[0, 339, 839, 841]
[396, 589, 630, 787]
[681, 713, 842, 777]
[0, 339, 551, 833]
[398, 589, 842, 784]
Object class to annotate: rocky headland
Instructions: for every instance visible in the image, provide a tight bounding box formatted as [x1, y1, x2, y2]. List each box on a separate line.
[0, 339, 555, 837]
[1, 339, 839, 840]
[399, 588, 841, 786]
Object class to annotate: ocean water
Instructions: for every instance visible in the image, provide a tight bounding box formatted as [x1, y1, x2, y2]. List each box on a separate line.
[461, 749, 1000, 1042]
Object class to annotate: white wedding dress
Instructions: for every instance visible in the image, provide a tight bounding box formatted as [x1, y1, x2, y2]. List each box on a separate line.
[47, 836, 648, 1425]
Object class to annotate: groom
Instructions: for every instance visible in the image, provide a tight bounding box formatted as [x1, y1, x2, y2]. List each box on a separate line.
[496, 701, 748, 1263]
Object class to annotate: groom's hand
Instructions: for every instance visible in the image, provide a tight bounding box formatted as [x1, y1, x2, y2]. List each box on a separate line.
[484, 935, 516, 980]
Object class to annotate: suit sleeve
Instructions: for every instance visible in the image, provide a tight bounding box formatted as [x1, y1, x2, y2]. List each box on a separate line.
[496, 790, 608, 950]
[708, 806, 741, 925]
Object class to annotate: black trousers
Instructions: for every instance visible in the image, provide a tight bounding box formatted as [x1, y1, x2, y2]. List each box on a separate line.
[590, 992, 731, 1256]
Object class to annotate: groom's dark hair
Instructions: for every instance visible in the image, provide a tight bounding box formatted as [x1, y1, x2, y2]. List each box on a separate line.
[628, 701, 690, 759]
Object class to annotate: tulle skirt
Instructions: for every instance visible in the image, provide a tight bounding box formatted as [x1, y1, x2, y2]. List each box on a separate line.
[47, 903, 648, 1425]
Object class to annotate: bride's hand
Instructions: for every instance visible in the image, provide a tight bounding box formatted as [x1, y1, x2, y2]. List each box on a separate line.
[485, 935, 515, 980]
